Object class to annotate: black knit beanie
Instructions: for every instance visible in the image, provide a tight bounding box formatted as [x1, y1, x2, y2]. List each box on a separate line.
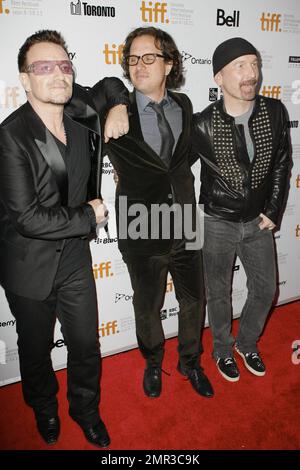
[212, 37, 257, 76]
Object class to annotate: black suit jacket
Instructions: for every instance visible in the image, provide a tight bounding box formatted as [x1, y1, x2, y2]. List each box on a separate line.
[105, 90, 197, 256]
[0, 79, 128, 300]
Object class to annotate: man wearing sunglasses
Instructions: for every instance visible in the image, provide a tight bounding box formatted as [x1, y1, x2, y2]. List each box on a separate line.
[0, 30, 129, 448]
[105, 26, 213, 400]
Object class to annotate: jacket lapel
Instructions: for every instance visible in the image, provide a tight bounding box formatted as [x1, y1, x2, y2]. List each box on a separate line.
[127, 92, 167, 168]
[23, 103, 69, 206]
[167, 91, 189, 168]
[65, 83, 101, 136]
[34, 129, 69, 206]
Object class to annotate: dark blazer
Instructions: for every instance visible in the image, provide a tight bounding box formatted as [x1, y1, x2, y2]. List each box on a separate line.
[105, 90, 197, 256]
[0, 79, 128, 300]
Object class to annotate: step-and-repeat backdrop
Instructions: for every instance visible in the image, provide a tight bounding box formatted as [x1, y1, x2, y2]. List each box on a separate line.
[0, 0, 299, 385]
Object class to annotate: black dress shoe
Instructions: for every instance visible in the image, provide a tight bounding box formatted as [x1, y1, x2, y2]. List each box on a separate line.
[177, 363, 214, 398]
[82, 420, 111, 448]
[143, 366, 162, 397]
[37, 416, 60, 445]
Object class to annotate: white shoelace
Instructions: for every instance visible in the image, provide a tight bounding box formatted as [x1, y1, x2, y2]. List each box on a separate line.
[224, 357, 234, 365]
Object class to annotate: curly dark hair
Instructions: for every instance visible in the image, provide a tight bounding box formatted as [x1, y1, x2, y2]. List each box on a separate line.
[18, 30, 69, 72]
[122, 27, 184, 90]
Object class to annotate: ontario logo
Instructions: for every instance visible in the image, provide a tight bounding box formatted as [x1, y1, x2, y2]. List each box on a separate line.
[115, 293, 133, 303]
[181, 51, 211, 66]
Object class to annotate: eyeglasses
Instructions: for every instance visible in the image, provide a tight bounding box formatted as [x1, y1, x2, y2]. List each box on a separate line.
[24, 60, 73, 75]
[125, 53, 165, 66]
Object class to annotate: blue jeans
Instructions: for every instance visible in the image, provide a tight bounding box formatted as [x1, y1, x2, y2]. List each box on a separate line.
[203, 215, 276, 359]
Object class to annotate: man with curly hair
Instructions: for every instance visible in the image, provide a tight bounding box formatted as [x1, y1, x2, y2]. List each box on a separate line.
[105, 27, 213, 400]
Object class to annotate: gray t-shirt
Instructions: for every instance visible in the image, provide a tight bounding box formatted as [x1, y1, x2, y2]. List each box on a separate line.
[235, 104, 254, 162]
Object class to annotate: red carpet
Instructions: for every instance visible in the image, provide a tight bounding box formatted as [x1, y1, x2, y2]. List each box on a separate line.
[0, 301, 299, 450]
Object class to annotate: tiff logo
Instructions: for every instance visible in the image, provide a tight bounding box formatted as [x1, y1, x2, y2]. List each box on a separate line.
[140, 1, 169, 23]
[103, 43, 124, 65]
[93, 261, 113, 279]
[296, 224, 300, 238]
[287, 121, 299, 128]
[260, 12, 281, 32]
[261, 85, 281, 99]
[216, 8, 240, 27]
[99, 321, 118, 337]
[0, 0, 9, 14]
[296, 175, 300, 188]
[166, 277, 173, 293]
[0, 83, 21, 109]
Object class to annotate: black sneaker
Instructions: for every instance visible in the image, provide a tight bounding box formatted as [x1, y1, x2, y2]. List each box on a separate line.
[216, 357, 240, 382]
[235, 347, 266, 376]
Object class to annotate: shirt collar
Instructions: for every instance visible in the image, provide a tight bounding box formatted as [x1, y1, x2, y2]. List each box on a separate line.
[135, 89, 171, 113]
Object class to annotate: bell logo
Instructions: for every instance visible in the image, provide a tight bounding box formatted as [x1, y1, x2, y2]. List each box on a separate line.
[296, 224, 300, 238]
[103, 43, 124, 65]
[0, 85, 21, 109]
[93, 261, 113, 279]
[216, 9, 240, 27]
[99, 320, 119, 337]
[140, 1, 169, 24]
[296, 175, 300, 188]
[0, 0, 10, 14]
[260, 13, 281, 32]
[261, 85, 281, 99]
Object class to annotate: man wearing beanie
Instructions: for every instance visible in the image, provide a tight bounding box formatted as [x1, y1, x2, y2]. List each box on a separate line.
[191, 37, 291, 382]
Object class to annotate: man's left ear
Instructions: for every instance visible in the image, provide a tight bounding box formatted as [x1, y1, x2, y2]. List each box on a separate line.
[165, 61, 173, 76]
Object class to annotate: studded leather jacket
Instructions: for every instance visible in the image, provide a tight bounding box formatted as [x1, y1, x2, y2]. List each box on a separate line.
[192, 96, 290, 224]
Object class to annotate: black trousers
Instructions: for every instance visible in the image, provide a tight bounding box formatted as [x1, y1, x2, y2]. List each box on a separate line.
[123, 243, 205, 369]
[5, 240, 101, 428]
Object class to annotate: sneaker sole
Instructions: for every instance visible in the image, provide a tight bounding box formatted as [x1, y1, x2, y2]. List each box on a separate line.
[235, 348, 266, 376]
[216, 364, 240, 382]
